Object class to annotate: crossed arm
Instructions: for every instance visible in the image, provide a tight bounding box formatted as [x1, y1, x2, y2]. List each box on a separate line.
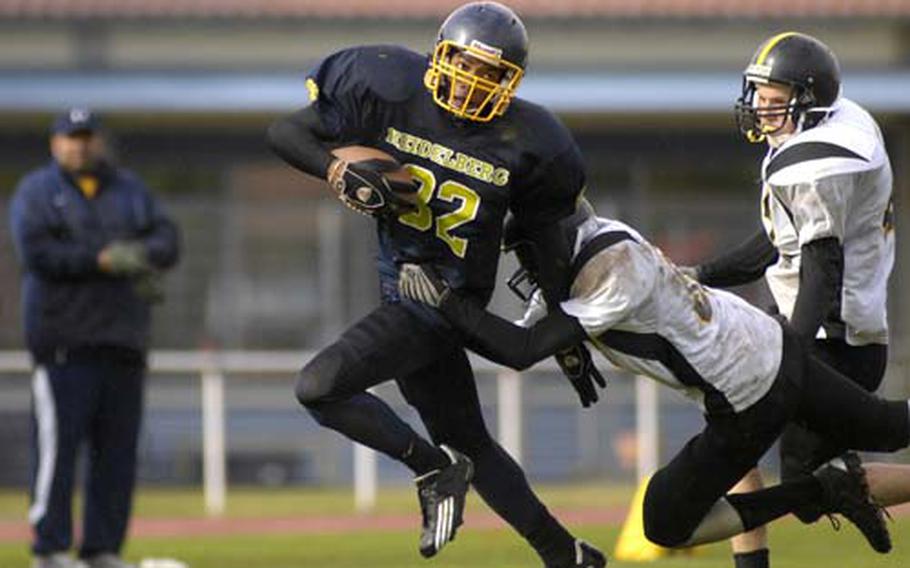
[411, 270, 590, 370]
[695, 225, 843, 339]
[399, 268, 605, 405]
[696, 229, 778, 288]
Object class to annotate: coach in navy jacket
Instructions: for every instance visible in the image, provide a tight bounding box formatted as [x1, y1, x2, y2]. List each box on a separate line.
[11, 120, 179, 361]
[9, 108, 180, 568]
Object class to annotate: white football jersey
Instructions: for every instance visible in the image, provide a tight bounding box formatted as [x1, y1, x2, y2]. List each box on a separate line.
[558, 217, 782, 414]
[760, 97, 894, 345]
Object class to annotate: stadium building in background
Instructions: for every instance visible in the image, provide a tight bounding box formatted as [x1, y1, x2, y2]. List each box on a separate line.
[0, 0, 908, 486]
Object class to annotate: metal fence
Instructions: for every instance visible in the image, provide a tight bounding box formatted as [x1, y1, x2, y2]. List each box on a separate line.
[0, 349, 710, 515]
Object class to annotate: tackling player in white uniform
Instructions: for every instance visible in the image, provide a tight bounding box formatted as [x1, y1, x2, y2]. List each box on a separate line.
[689, 32, 906, 568]
[397, 200, 910, 559]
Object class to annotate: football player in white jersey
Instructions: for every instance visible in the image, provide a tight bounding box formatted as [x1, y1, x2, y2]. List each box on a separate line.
[687, 32, 907, 568]
[397, 200, 910, 558]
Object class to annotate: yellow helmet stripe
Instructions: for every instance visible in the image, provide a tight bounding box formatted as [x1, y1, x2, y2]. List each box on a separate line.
[756, 31, 800, 65]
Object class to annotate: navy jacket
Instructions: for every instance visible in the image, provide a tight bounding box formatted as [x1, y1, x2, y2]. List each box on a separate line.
[9, 161, 180, 360]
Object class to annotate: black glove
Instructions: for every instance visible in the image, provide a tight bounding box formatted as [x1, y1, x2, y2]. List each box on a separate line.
[329, 158, 418, 218]
[398, 263, 450, 307]
[555, 344, 606, 408]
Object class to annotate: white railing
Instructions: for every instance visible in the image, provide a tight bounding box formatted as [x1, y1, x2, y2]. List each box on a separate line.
[0, 350, 658, 516]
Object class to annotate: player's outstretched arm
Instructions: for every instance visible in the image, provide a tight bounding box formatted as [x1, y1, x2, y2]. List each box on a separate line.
[266, 106, 336, 180]
[696, 229, 778, 288]
[398, 264, 588, 370]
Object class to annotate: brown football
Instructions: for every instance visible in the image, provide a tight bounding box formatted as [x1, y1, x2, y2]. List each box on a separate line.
[331, 145, 417, 202]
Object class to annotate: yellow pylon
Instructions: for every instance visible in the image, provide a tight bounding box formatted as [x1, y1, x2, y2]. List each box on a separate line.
[613, 475, 670, 561]
[614, 475, 704, 562]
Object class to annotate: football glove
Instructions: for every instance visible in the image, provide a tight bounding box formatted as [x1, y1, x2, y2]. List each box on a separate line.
[398, 263, 450, 307]
[555, 344, 606, 408]
[328, 158, 418, 218]
[99, 240, 150, 276]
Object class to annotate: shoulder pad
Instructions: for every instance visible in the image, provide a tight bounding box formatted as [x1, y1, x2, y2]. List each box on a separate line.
[507, 98, 574, 152]
[765, 141, 871, 186]
[570, 229, 637, 284]
[766, 98, 886, 186]
[340, 45, 426, 104]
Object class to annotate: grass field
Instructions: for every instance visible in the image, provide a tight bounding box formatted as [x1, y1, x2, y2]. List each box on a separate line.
[1, 485, 907, 568]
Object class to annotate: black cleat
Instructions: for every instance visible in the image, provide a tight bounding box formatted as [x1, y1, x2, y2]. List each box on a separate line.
[815, 453, 891, 553]
[415, 445, 474, 558]
[546, 539, 607, 568]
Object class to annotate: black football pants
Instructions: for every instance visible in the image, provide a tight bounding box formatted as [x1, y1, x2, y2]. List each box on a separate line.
[296, 294, 571, 553]
[778, 338, 888, 522]
[643, 324, 908, 547]
[779, 338, 888, 480]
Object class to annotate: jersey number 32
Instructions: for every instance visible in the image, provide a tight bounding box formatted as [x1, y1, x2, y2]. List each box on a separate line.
[396, 164, 481, 259]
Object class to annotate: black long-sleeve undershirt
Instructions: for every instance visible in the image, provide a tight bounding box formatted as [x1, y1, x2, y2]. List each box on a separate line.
[528, 221, 574, 307]
[266, 106, 336, 179]
[790, 237, 843, 340]
[696, 229, 779, 288]
[699, 226, 842, 339]
[441, 294, 589, 370]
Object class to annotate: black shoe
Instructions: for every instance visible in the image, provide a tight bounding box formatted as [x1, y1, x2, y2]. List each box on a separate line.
[415, 445, 474, 558]
[815, 453, 891, 553]
[546, 540, 607, 568]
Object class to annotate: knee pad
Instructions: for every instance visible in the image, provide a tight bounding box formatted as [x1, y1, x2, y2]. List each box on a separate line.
[642, 477, 694, 547]
[295, 345, 349, 407]
[642, 508, 691, 548]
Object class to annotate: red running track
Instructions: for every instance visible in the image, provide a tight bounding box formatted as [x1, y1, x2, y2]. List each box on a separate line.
[0, 507, 629, 542]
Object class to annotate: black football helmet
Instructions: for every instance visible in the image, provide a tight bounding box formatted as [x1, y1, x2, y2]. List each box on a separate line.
[504, 199, 595, 302]
[424, 2, 529, 122]
[734, 32, 841, 143]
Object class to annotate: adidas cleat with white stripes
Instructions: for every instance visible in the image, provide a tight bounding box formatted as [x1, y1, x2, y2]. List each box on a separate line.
[415, 445, 474, 558]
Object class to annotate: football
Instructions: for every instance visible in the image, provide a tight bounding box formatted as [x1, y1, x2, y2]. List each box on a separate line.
[330, 145, 418, 203]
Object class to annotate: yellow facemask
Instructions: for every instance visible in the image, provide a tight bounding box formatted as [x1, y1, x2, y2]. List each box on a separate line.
[424, 40, 524, 123]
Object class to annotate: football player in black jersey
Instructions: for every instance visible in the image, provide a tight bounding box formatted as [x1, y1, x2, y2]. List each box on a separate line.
[267, 2, 605, 566]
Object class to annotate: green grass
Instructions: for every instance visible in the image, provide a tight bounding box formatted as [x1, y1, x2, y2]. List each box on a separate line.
[1, 486, 907, 568]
